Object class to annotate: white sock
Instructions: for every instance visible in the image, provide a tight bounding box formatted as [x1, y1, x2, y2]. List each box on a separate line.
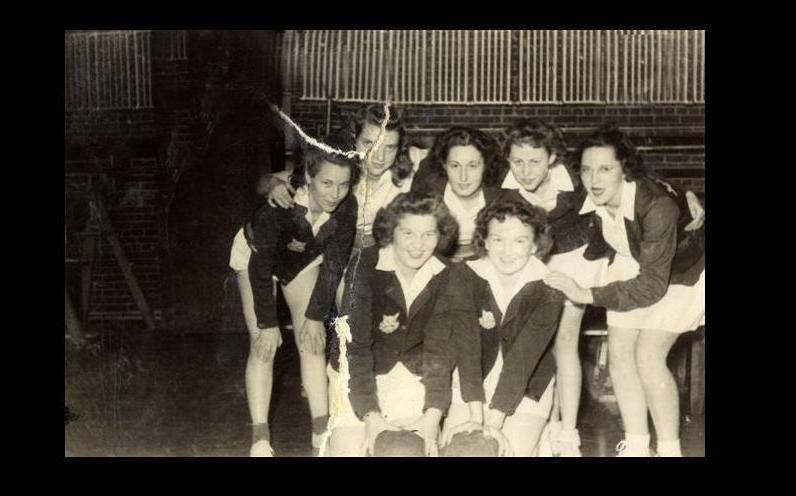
[623, 432, 651, 454]
[656, 438, 682, 457]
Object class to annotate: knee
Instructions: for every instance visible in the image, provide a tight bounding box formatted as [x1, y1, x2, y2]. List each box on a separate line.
[608, 341, 635, 372]
[635, 349, 672, 383]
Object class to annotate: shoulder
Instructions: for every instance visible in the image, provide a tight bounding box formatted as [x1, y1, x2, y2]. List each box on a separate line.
[636, 179, 679, 225]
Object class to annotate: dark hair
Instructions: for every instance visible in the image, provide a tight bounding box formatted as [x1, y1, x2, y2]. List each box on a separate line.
[500, 118, 568, 162]
[372, 192, 459, 255]
[427, 127, 507, 188]
[292, 131, 362, 188]
[346, 103, 413, 186]
[472, 196, 554, 261]
[575, 124, 647, 180]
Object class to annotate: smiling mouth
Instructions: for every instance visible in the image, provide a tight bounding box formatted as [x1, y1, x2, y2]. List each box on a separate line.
[591, 188, 605, 196]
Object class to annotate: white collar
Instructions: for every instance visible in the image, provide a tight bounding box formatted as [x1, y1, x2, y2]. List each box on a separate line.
[376, 245, 446, 310]
[466, 256, 549, 315]
[443, 183, 486, 214]
[294, 186, 331, 235]
[579, 180, 636, 221]
[501, 163, 574, 194]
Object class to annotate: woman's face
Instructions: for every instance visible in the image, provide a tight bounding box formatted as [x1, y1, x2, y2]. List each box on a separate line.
[392, 214, 439, 271]
[507, 144, 556, 193]
[307, 161, 352, 213]
[579, 145, 626, 209]
[356, 122, 401, 180]
[484, 216, 537, 276]
[444, 144, 485, 199]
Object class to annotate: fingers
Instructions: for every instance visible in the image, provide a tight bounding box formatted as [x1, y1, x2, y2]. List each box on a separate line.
[267, 197, 277, 208]
[275, 194, 293, 209]
[286, 183, 297, 194]
[426, 436, 439, 457]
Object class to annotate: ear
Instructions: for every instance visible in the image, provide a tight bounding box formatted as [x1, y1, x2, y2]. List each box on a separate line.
[548, 152, 557, 167]
[304, 168, 312, 186]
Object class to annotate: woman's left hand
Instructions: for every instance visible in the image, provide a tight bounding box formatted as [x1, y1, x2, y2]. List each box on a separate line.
[299, 319, 326, 355]
[684, 191, 706, 232]
[544, 272, 593, 305]
[482, 425, 513, 457]
[406, 409, 443, 456]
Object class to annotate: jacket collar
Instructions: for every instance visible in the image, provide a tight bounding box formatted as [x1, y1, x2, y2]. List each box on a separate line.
[465, 256, 548, 318]
[376, 245, 446, 317]
[294, 186, 331, 236]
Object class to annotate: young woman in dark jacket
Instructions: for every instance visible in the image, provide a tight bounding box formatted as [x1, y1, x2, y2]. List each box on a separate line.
[229, 132, 360, 456]
[326, 192, 458, 456]
[427, 197, 566, 456]
[545, 125, 705, 457]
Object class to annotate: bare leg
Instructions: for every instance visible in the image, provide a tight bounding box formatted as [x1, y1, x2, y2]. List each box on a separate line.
[281, 267, 329, 421]
[237, 270, 275, 425]
[608, 326, 648, 436]
[552, 304, 586, 431]
[636, 329, 680, 443]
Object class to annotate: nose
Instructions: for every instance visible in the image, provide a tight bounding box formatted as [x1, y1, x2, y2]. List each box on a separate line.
[459, 167, 468, 183]
[374, 144, 385, 162]
[522, 163, 531, 178]
[408, 234, 422, 250]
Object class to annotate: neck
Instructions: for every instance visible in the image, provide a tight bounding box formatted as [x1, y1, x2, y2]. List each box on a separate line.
[395, 260, 419, 284]
[455, 187, 483, 207]
[307, 190, 324, 216]
[604, 182, 624, 217]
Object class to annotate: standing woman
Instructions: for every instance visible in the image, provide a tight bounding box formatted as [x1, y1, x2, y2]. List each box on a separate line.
[326, 192, 458, 456]
[544, 125, 705, 457]
[411, 127, 505, 261]
[230, 132, 360, 456]
[431, 197, 566, 457]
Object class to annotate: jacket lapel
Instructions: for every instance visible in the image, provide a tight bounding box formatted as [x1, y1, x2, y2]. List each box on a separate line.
[381, 272, 408, 317]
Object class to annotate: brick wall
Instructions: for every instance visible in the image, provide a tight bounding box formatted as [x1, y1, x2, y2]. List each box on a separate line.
[288, 100, 705, 197]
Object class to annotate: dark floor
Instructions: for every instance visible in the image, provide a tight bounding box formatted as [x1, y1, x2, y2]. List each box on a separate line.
[64, 324, 704, 457]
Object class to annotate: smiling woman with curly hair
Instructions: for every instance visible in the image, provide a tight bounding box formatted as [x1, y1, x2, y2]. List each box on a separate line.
[425, 195, 566, 457]
[326, 191, 457, 457]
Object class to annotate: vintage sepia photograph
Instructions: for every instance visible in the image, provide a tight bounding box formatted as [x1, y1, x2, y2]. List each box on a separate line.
[64, 29, 706, 457]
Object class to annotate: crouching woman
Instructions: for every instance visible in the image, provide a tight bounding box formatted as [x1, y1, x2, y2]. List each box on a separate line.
[431, 197, 566, 456]
[326, 192, 458, 456]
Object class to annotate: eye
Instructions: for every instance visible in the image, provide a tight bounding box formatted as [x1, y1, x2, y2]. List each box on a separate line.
[447, 163, 459, 169]
[600, 166, 611, 173]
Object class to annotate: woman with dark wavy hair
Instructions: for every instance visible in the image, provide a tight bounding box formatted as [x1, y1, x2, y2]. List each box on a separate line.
[326, 192, 457, 456]
[411, 126, 506, 260]
[426, 196, 566, 457]
[229, 131, 360, 456]
[545, 125, 705, 457]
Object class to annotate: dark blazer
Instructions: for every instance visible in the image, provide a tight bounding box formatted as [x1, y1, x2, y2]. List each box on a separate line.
[584, 176, 705, 312]
[424, 261, 565, 417]
[333, 245, 452, 419]
[497, 164, 594, 255]
[246, 192, 358, 329]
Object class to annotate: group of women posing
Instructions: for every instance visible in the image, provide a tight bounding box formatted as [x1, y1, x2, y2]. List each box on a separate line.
[229, 103, 706, 457]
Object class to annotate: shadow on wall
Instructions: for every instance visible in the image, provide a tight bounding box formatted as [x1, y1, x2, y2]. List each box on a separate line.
[166, 31, 287, 332]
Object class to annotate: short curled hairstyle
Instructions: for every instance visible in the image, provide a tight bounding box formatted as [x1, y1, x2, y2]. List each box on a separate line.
[500, 118, 568, 163]
[345, 103, 413, 186]
[426, 127, 507, 188]
[472, 196, 554, 262]
[293, 130, 362, 188]
[575, 124, 648, 180]
[372, 191, 459, 255]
